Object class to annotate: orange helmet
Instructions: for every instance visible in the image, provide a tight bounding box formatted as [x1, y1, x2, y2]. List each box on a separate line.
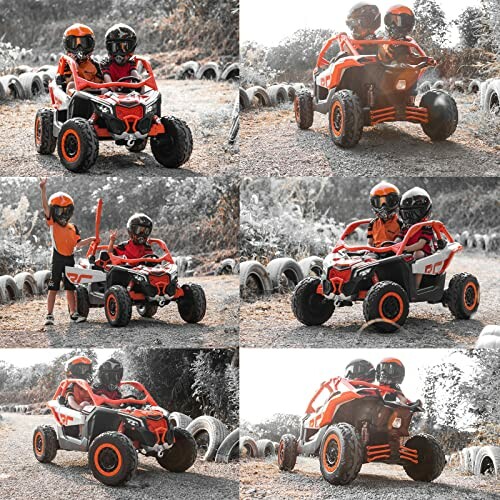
[63, 23, 95, 62]
[65, 356, 93, 381]
[48, 192, 74, 226]
[369, 181, 400, 221]
[384, 5, 415, 39]
[376, 357, 405, 385]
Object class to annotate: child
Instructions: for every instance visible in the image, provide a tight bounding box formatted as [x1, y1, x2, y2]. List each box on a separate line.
[375, 357, 411, 404]
[58, 23, 103, 95]
[93, 358, 123, 407]
[64, 356, 93, 411]
[101, 24, 141, 86]
[398, 187, 434, 288]
[107, 213, 154, 259]
[367, 181, 402, 247]
[40, 178, 95, 325]
[344, 359, 376, 383]
[346, 2, 381, 41]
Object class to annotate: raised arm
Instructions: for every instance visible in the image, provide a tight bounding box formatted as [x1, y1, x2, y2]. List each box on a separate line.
[39, 177, 50, 219]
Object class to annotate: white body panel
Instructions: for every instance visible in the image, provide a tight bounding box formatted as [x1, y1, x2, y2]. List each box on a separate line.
[411, 243, 460, 275]
[48, 399, 92, 426]
[65, 266, 107, 284]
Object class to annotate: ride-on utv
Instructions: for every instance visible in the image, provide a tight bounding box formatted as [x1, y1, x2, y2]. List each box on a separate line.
[294, 33, 458, 147]
[292, 219, 479, 332]
[278, 376, 446, 485]
[35, 55, 193, 172]
[33, 379, 197, 486]
[65, 199, 206, 327]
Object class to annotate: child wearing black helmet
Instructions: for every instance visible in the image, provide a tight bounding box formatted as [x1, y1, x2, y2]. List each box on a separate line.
[93, 358, 123, 407]
[107, 213, 154, 259]
[345, 359, 376, 383]
[376, 357, 411, 404]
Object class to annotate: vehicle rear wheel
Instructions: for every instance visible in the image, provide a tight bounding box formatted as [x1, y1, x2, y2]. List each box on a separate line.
[319, 423, 363, 485]
[57, 117, 99, 172]
[292, 277, 335, 326]
[445, 272, 480, 319]
[277, 434, 298, 471]
[403, 434, 446, 482]
[33, 425, 58, 463]
[35, 108, 56, 154]
[328, 90, 363, 148]
[177, 283, 206, 323]
[156, 428, 197, 472]
[88, 431, 138, 486]
[363, 281, 409, 332]
[294, 89, 314, 129]
[76, 286, 90, 318]
[420, 90, 458, 141]
[136, 302, 158, 318]
[151, 116, 193, 168]
[104, 285, 132, 327]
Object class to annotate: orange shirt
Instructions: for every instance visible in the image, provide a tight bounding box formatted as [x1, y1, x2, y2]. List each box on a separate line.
[367, 215, 401, 247]
[64, 58, 102, 83]
[65, 383, 91, 405]
[46, 217, 81, 256]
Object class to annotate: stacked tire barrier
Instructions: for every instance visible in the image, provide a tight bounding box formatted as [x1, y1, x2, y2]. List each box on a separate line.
[417, 78, 483, 95]
[175, 60, 239, 82]
[240, 83, 305, 110]
[0, 270, 50, 304]
[457, 231, 500, 252]
[0, 64, 56, 101]
[475, 325, 500, 349]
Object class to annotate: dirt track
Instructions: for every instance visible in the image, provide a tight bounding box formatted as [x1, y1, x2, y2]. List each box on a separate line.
[0, 413, 238, 500]
[239, 457, 499, 499]
[0, 80, 237, 176]
[240, 94, 499, 176]
[0, 276, 238, 348]
[240, 252, 500, 348]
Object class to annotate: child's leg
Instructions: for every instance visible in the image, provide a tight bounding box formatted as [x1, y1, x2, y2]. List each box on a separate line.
[413, 250, 425, 288]
[47, 290, 57, 314]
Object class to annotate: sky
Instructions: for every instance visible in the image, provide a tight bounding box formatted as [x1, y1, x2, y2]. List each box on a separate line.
[240, 0, 483, 47]
[0, 349, 116, 367]
[240, 348, 473, 423]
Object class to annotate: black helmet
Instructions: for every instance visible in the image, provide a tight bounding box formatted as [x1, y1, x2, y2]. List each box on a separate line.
[346, 2, 381, 40]
[105, 23, 137, 65]
[376, 357, 405, 385]
[384, 5, 415, 39]
[345, 359, 376, 383]
[65, 356, 93, 381]
[97, 358, 123, 388]
[127, 213, 153, 244]
[369, 181, 400, 221]
[399, 187, 432, 226]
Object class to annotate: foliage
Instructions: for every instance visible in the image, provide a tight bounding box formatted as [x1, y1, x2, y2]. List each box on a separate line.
[413, 0, 449, 53]
[455, 8, 487, 49]
[241, 413, 301, 442]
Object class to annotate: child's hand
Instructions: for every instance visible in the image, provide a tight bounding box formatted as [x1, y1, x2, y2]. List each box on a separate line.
[109, 229, 118, 241]
[39, 177, 47, 190]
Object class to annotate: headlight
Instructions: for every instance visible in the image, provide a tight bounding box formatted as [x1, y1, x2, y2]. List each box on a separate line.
[134, 273, 147, 282]
[96, 102, 113, 115]
[357, 268, 371, 277]
[145, 100, 158, 115]
[392, 417, 402, 429]
[396, 80, 406, 90]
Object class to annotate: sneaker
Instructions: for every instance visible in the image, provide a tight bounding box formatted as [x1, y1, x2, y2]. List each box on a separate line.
[45, 314, 54, 326]
[70, 313, 87, 323]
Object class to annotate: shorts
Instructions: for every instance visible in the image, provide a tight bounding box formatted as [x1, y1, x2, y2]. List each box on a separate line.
[48, 250, 75, 291]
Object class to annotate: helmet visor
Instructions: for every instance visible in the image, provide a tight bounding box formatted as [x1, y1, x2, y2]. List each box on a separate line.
[53, 205, 74, 220]
[130, 224, 151, 237]
[386, 13, 414, 30]
[66, 35, 94, 51]
[371, 192, 399, 209]
[71, 363, 92, 378]
[109, 40, 135, 55]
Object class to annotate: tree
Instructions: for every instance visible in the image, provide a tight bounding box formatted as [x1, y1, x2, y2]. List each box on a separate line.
[456, 7, 486, 48]
[413, 0, 449, 52]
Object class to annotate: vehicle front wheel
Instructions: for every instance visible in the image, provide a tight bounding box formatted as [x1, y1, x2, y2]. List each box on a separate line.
[151, 116, 193, 168]
[177, 283, 206, 323]
[291, 277, 334, 326]
[445, 272, 480, 319]
[420, 90, 458, 141]
[277, 434, 298, 471]
[328, 90, 363, 148]
[403, 434, 446, 482]
[35, 108, 56, 154]
[156, 428, 197, 472]
[33, 425, 58, 463]
[294, 89, 314, 130]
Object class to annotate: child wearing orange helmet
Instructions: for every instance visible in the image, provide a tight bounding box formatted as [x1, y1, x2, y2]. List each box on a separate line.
[58, 23, 103, 95]
[64, 356, 94, 411]
[367, 181, 402, 248]
[40, 178, 96, 325]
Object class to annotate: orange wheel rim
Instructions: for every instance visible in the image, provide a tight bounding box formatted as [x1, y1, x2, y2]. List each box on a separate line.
[34, 431, 44, 456]
[378, 291, 404, 323]
[330, 101, 343, 137]
[61, 129, 81, 162]
[94, 443, 123, 477]
[463, 282, 478, 311]
[35, 117, 41, 145]
[106, 294, 118, 320]
[322, 434, 341, 472]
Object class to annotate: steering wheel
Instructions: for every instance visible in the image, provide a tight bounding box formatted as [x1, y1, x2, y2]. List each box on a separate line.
[115, 75, 142, 92]
[377, 241, 398, 258]
[141, 253, 160, 267]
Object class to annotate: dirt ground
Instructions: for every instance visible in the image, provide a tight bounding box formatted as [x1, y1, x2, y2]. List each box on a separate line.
[239, 456, 500, 499]
[240, 252, 500, 348]
[0, 80, 238, 176]
[240, 94, 499, 176]
[0, 276, 239, 348]
[0, 413, 238, 500]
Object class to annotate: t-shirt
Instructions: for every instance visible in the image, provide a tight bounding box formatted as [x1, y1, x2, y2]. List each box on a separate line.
[113, 240, 152, 260]
[400, 225, 434, 255]
[93, 383, 122, 400]
[65, 382, 91, 406]
[46, 217, 81, 257]
[367, 215, 401, 247]
[101, 57, 138, 83]
[63, 57, 103, 83]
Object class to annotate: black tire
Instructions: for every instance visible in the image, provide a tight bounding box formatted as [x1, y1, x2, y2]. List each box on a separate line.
[0, 275, 21, 304]
[328, 90, 363, 148]
[266, 258, 304, 293]
[240, 260, 273, 301]
[151, 116, 193, 168]
[13, 272, 37, 298]
[319, 423, 363, 485]
[278, 434, 298, 471]
[363, 281, 409, 333]
[126, 137, 148, 152]
[294, 89, 314, 129]
[169, 412, 192, 429]
[34, 270, 51, 294]
[186, 415, 229, 461]
[33, 425, 58, 463]
[240, 436, 258, 458]
[298, 256, 324, 277]
[403, 434, 446, 482]
[104, 285, 132, 327]
[76, 286, 90, 318]
[446, 273, 480, 319]
[215, 428, 240, 463]
[256, 439, 275, 458]
[239, 87, 251, 110]
[57, 117, 99, 172]
[267, 84, 288, 106]
[136, 302, 158, 318]
[420, 90, 458, 141]
[291, 276, 335, 326]
[474, 446, 500, 476]
[35, 108, 56, 154]
[88, 431, 138, 486]
[177, 283, 206, 323]
[156, 427, 197, 472]
[19, 72, 44, 99]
